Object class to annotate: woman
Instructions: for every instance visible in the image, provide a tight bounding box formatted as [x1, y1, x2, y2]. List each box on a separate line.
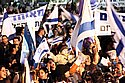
[38, 67, 53, 83]
[0, 65, 10, 83]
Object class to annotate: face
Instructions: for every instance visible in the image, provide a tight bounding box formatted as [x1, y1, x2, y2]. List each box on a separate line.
[2, 36, 8, 44]
[0, 67, 6, 80]
[13, 39, 20, 45]
[48, 60, 56, 70]
[39, 69, 47, 79]
[39, 29, 45, 36]
[61, 48, 68, 55]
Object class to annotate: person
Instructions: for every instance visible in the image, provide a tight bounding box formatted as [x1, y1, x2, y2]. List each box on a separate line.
[38, 67, 53, 83]
[50, 43, 75, 82]
[114, 63, 125, 83]
[46, 58, 57, 82]
[69, 36, 100, 82]
[0, 65, 10, 83]
[0, 35, 12, 67]
[13, 36, 22, 63]
[36, 27, 45, 48]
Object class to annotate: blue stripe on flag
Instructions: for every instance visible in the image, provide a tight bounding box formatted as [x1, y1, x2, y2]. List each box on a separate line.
[46, 18, 58, 22]
[70, 13, 77, 22]
[3, 12, 8, 20]
[24, 25, 35, 62]
[39, 49, 49, 60]
[53, 36, 61, 40]
[42, 39, 45, 42]
[116, 39, 124, 56]
[52, 40, 63, 44]
[78, 21, 94, 36]
[79, 0, 84, 17]
[112, 9, 125, 36]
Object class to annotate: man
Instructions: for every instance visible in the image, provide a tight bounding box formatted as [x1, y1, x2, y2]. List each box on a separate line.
[0, 35, 12, 67]
[13, 36, 21, 63]
[36, 27, 45, 48]
[115, 63, 125, 83]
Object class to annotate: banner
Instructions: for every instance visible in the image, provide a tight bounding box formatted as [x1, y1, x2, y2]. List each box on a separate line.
[0, 5, 47, 30]
[95, 9, 125, 36]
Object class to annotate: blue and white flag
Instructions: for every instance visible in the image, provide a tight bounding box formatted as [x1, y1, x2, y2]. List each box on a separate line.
[90, 0, 100, 10]
[71, 0, 95, 51]
[49, 36, 63, 45]
[43, 5, 58, 34]
[33, 37, 50, 63]
[43, 5, 58, 25]
[20, 35, 29, 64]
[79, 0, 99, 17]
[60, 6, 79, 22]
[26, 17, 36, 48]
[20, 25, 35, 64]
[2, 8, 16, 37]
[106, 0, 125, 66]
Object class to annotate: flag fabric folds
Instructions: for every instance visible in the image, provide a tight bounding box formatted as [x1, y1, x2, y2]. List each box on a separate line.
[20, 25, 35, 64]
[79, 0, 99, 17]
[2, 8, 16, 38]
[106, 0, 125, 66]
[33, 37, 50, 63]
[43, 5, 58, 35]
[71, 0, 95, 52]
[50, 36, 63, 45]
[60, 6, 79, 22]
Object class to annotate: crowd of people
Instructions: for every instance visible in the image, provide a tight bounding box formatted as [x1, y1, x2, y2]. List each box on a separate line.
[0, 1, 125, 83]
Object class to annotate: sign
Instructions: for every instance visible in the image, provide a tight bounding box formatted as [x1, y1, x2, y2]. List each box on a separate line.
[95, 9, 125, 36]
[0, 5, 47, 30]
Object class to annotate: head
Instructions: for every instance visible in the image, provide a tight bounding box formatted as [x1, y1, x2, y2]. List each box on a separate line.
[38, 67, 48, 79]
[13, 37, 20, 46]
[0, 65, 6, 80]
[38, 27, 45, 36]
[82, 37, 95, 55]
[47, 59, 56, 70]
[2, 35, 8, 45]
[114, 63, 123, 76]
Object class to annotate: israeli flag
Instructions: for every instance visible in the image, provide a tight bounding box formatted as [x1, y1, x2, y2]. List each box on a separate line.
[50, 36, 63, 45]
[43, 5, 58, 35]
[60, 6, 79, 22]
[71, 0, 95, 52]
[106, 0, 125, 66]
[79, 0, 100, 17]
[2, 8, 16, 38]
[20, 25, 35, 64]
[33, 38, 50, 63]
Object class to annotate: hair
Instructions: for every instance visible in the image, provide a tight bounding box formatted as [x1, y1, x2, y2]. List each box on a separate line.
[0, 65, 5, 71]
[2, 35, 8, 39]
[82, 37, 94, 55]
[38, 27, 44, 33]
[38, 67, 49, 76]
[13, 36, 20, 41]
